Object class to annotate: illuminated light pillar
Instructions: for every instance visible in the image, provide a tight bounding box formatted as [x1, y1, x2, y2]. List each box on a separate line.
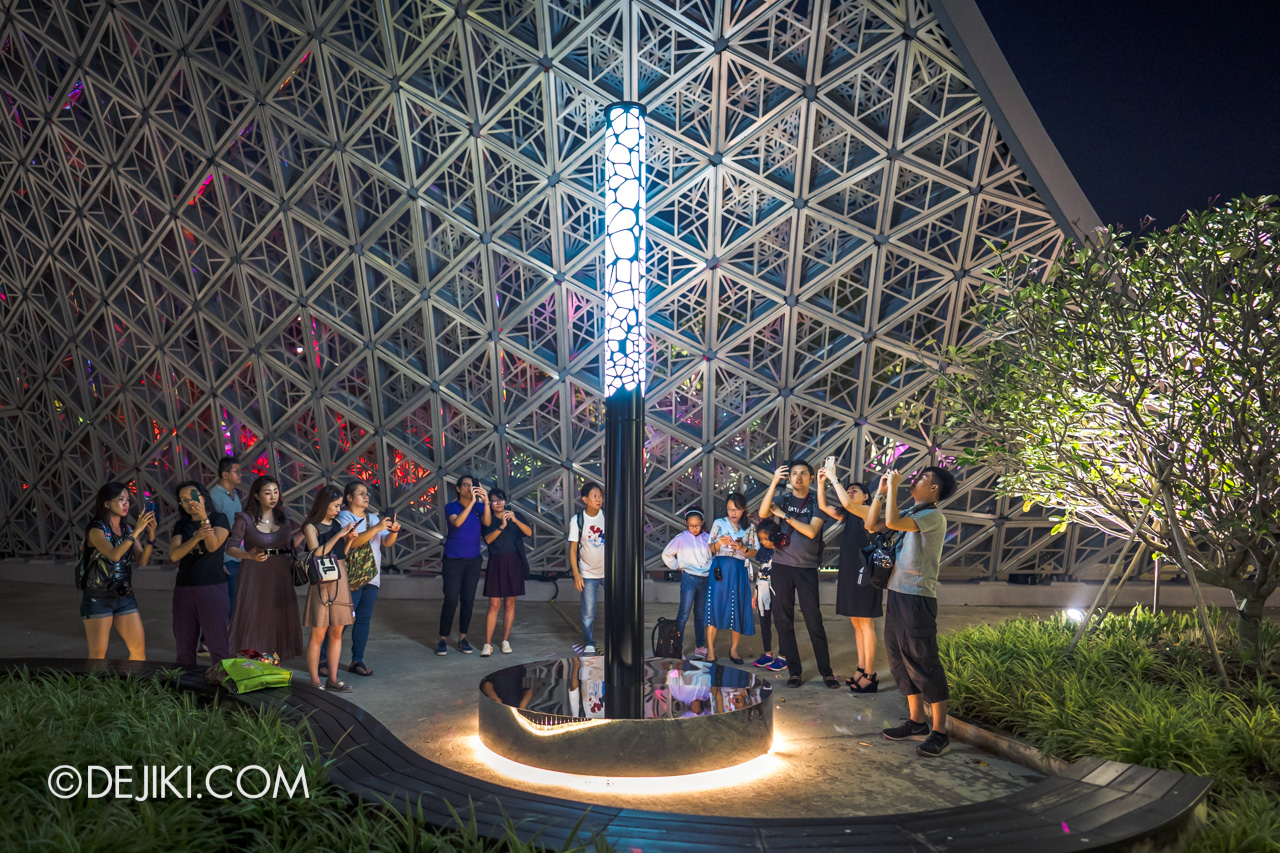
[602, 102, 647, 720]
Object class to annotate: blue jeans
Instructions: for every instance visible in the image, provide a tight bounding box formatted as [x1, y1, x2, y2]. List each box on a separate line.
[676, 572, 708, 650]
[224, 560, 240, 619]
[320, 584, 380, 667]
[580, 578, 602, 643]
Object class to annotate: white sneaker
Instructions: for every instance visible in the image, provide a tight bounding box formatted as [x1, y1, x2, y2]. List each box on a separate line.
[582, 643, 596, 655]
[500, 641, 513, 654]
[480, 644, 493, 657]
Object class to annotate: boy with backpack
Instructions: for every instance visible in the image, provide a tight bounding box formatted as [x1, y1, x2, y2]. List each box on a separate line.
[568, 482, 606, 655]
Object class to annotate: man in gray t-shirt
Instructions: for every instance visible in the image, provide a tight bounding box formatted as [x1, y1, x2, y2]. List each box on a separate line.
[208, 456, 243, 617]
[867, 465, 957, 758]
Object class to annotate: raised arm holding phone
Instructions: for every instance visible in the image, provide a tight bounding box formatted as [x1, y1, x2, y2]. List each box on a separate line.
[758, 459, 838, 689]
[79, 482, 156, 661]
[873, 465, 958, 758]
[324, 482, 404, 679]
[438, 474, 490, 656]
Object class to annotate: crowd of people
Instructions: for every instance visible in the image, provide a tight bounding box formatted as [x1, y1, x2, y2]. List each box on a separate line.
[74, 454, 956, 756]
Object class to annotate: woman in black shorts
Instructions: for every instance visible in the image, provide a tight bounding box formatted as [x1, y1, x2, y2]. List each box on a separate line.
[79, 482, 156, 659]
[816, 468, 883, 692]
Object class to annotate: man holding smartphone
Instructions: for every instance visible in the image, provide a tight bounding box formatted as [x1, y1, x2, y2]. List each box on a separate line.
[758, 459, 839, 689]
[208, 456, 243, 618]
[868, 466, 956, 757]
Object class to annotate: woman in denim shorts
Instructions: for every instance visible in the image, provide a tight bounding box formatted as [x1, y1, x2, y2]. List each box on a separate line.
[79, 482, 155, 659]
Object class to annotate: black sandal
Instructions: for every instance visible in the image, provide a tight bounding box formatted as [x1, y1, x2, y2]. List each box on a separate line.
[349, 661, 373, 677]
[844, 666, 867, 688]
[850, 672, 879, 693]
[786, 675, 802, 688]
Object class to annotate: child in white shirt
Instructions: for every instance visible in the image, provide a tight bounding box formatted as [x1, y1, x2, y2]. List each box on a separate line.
[662, 507, 713, 658]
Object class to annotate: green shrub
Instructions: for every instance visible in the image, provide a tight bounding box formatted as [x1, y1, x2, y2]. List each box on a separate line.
[941, 608, 1280, 853]
[0, 669, 608, 852]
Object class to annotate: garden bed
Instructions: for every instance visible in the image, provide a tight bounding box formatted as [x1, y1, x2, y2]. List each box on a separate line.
[0, 668, 604, 852]
[939, 608, 1280, 853]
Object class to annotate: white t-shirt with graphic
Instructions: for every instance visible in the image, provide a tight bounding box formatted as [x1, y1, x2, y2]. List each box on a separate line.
[568, 509, 605, 579]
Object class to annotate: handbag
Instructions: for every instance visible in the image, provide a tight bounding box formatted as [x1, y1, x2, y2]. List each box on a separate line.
[289, 546, 310, 587]
[346, 518, 378, 591]
[76, 529, 134, 599]
[347, 544, 377, 590]
[862, 530, 899, 590]
[308, 553, 340, 585]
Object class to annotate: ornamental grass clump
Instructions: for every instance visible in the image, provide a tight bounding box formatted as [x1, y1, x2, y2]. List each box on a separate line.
[0, 669, 608, 853]
[941, 608, 1280, 852]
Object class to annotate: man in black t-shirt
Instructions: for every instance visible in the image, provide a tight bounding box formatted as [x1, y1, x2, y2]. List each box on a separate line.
[759, 459, 837, 689]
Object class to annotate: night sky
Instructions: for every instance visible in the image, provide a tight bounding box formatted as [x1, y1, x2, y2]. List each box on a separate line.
[975, 0, 1280, 231]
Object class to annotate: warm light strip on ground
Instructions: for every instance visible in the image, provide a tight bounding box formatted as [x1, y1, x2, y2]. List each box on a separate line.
[470, 736, 783, 794]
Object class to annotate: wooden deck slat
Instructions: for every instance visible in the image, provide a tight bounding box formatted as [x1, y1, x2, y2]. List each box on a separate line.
[0, 657, 1212, 853]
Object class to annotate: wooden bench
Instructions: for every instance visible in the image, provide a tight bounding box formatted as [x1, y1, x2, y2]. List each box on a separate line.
[1, 658, 1211, 852]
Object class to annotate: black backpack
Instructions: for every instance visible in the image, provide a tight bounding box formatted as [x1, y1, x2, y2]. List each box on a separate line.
[652, 617, 682, 658]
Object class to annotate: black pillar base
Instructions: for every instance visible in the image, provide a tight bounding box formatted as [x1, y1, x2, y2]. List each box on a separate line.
[604, 386, 645, 719]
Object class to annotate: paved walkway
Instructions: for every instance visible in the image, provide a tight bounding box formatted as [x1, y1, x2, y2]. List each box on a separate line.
[3, 579, 1057, 818]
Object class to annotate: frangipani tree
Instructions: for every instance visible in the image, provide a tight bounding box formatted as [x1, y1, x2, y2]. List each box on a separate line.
[938, 196, 1279, 651]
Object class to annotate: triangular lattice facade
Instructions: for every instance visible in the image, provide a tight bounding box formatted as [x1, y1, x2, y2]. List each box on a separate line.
[0, 0, 1119, 578]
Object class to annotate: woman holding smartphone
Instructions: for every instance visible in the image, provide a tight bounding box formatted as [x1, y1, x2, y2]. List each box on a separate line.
[319, 482, 401, 679]
[79, 482, 156, 660]
[169, 481, 231, 668]
[226, 475, 303, 661]
[436, 474, 491, 656]
[816, 467, 883, 692]
[479, 488, 532, 657]
[300, 485, 358, 692]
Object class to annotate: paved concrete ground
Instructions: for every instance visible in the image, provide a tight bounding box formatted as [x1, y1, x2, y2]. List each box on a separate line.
[2, 579, 1061, 817]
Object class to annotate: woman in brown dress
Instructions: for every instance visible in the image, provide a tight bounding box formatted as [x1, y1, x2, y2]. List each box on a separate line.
[300, 485, 357, 692]
[226, 476, 304, 661]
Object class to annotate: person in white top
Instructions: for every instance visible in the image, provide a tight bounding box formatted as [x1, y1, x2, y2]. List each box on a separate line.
[568, 482, 605, 655]
[662, 507, 713, 658]
[317, 481, 400, 679]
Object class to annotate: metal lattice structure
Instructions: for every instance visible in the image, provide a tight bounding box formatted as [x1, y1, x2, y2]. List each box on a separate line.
[0, 0, 1121, 578]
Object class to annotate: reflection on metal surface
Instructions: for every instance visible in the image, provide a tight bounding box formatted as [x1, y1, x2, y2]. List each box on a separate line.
[478, 657, 773, 776]
[481, 657, 769, 718]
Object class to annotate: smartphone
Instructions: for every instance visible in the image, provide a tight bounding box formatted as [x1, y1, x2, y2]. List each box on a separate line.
[824, 456, 837, 479]
[145, 500, 157, 516]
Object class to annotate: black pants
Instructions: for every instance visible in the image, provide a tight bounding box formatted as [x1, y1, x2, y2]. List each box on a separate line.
[770, 563, 832, 677]
[884, 590, 949, 703]
[439, 556, 483, 637]
[759, 605, 773, 653]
